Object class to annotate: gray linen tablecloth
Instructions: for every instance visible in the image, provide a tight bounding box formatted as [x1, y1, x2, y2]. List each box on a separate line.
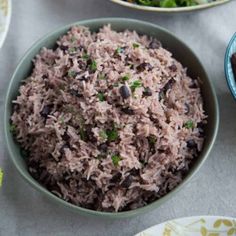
[0, 0, 236, 235]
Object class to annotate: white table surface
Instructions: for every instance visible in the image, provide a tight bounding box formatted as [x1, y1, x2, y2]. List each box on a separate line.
[0, 0, 236, 235]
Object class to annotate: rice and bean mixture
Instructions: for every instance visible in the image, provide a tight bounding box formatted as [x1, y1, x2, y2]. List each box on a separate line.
[11, 25, 207, 212]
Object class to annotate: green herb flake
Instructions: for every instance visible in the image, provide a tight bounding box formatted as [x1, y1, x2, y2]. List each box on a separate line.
[0, 168, 3, 187]
[184, 120, 194, 129]
[99, 130, 108, 140]
[97, 92, 105, 102]
[133, 43, 140, 49]
[106, 129, 119, 142]
[79, 128, 86, 141]
[130, 80, 142, 92]
[148, 135, 157, 145]
[111, 155, 121, 167]
[9, 124, 17, 134]
[122, 75, 129, 82]
[96, 154, 105, 160]
[98, 74, 106, 80]
[90, 60, 97, 72]
[70, 36, 77, 43]
[115, 47, 122, 54]
[59, 116, 65, 124]
[68, 47, 77, 54]
[68, 70, 77, 78]
[82, 53, 89, 60]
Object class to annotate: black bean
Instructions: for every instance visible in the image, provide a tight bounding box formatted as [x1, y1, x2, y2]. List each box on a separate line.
[78, 61, 87, 70]
[98, 143, 108, 152]
[163, 78, 175, 93]
[129, 64, 134, 70]
[13, 103, 20, 112]
[130, 168, 139, 176]
[59, 143, 70, 154]
[69, 89, 83, 98]
[189, 80, 198, 89]
[149, 38, 162, 49]
[143, 87, 152, 97]
[121, 107, 134, 115]
[121, 175, 132, 188]
[62, 131, 70, 142]
[136, 62, 153, 72]
[78, 76, 89, 82]
[119, 85, 130, 99]
[85, 125, 97, 143]
[59, 45, 69, 51]
[169, 64, 177, 72]
[231, 53, 236, 79]
[40, 105, 53, 118]
[197, 122, 205, 136]
[184, 103, 190, 114]
[159, 90, 165, 101]
[110, 172, 122, 183]
[186, 139, 197, 149]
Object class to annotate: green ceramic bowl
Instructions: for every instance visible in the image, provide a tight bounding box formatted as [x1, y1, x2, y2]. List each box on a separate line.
[4, 18, 219, 219]
[110, 0, 231, 13]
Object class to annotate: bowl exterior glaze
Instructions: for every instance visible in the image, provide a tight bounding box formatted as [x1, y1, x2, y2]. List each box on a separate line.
[4, 18, 219, 219]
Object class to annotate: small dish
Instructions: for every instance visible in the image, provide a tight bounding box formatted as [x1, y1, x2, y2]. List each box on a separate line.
[0, 0, 11, 49]
[110, 0, 231, 13]
[135, 216, 236, 236]
[225, 33, 236, 101]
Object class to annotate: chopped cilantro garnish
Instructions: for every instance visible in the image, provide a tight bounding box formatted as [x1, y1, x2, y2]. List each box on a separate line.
[184, 120, 194, 129]
[9, 124, 17, 134]
[97, 92, 105, 102]
[79, 128, 86, 141]
[106, 128, 119, 142]
[68, 47, 77, 54]
[130, 80, 142, 92]
[111, 155, 121, 167]
[99, 130, 108, 140]
[96, 154, 105, 160]
[59, 116, 65, 124]
[133, 43, 140, 48]
[115, 47, 122, 54]
[68, 70, 77, 78]
[148, 135, 157, 145]
[70, 36, 76, 43]
[82, 53, 89, 60]
[115, 47, 125, 54]
[98, 74, 106, 80]
[0, 168, 3, 187]
[89, 60, 97, 72]
[122, 75, 129, 82]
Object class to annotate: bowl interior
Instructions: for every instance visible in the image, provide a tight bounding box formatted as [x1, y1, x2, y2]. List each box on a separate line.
[4, 18, 219, 218]
[225, 33, 236, 100]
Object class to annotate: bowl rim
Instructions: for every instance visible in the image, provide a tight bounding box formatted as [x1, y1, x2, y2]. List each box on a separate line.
[0, 0, 12, 49]
[224, 32, 236, 101]
[4, 17, 219, 218]
[110, 0, 231, 13]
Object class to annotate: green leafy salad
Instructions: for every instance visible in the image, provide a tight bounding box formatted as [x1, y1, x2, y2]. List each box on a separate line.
[123, 0, 217, 8]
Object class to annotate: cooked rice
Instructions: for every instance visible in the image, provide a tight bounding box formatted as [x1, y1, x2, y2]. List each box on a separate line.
[11, 25, 207, 212]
